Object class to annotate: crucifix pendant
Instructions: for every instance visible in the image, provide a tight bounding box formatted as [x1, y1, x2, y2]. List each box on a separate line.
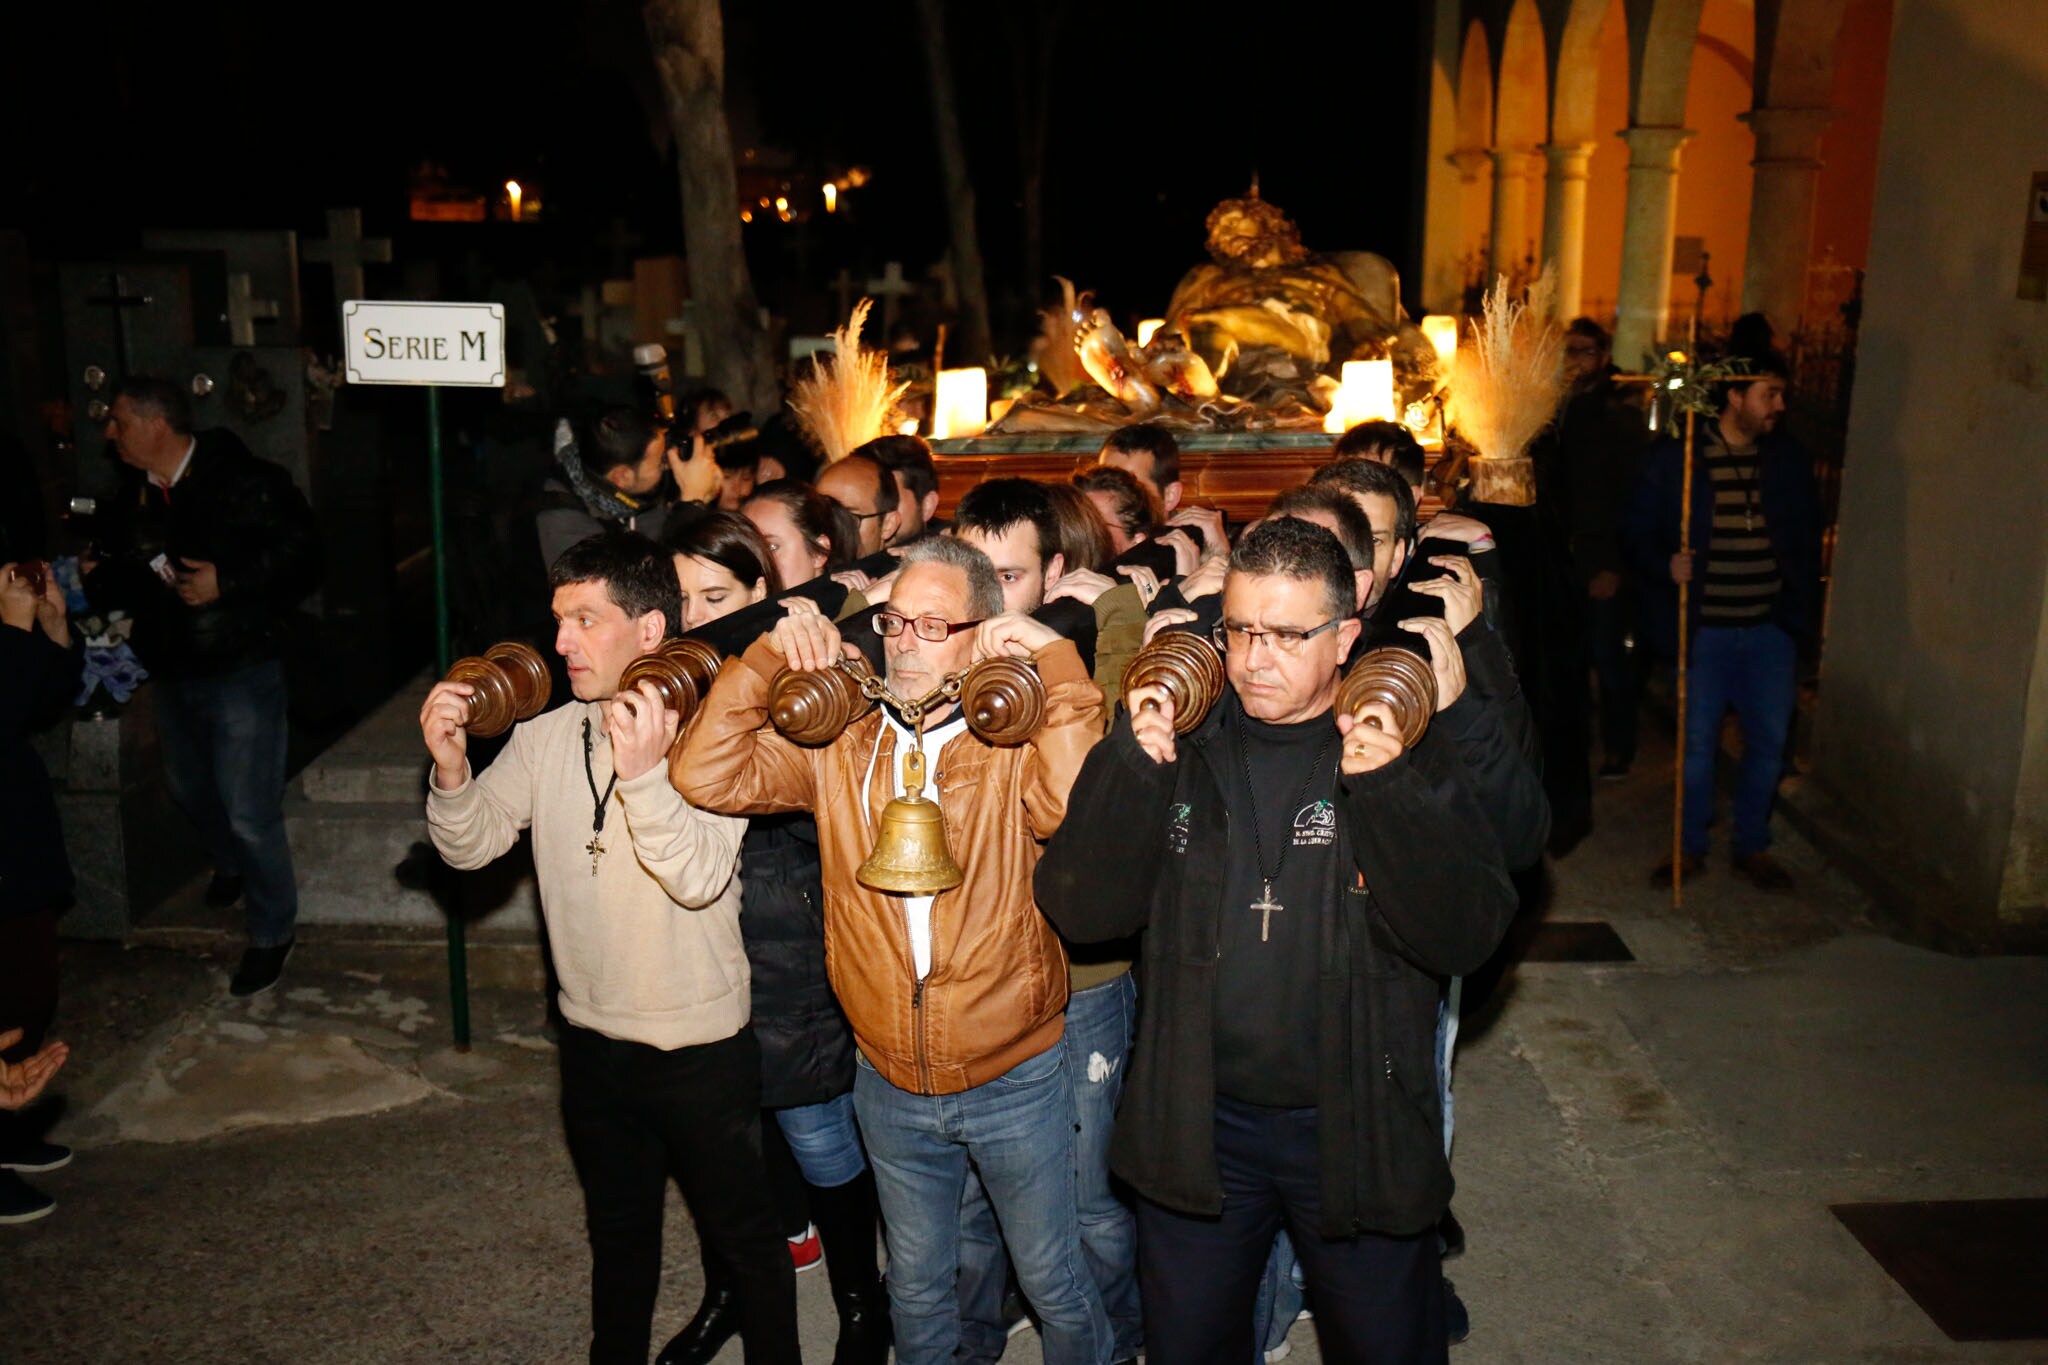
[586, 836, 605, 876]
[1252, 881, 1283, 943]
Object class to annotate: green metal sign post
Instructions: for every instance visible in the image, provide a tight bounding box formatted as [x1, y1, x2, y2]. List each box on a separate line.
[426, 385, 471, 1050]
[343, 299, 505, 1053]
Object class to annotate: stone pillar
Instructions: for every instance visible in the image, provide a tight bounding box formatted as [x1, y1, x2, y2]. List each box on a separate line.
[1449, 148, 1494, 282]
[1739, 105, 1837, 332]
[1488, 147, 1536, 281]
[1613, 125, 1694, 365]
[1540, 142, 1597, 318]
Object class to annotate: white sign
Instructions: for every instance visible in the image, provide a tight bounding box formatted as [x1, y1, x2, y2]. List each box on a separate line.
[343, 300, 505, 387]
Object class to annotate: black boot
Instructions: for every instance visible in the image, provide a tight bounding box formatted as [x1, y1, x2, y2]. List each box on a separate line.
[656, 1257, 739, 1365]
[809, 1169, 891, 1365]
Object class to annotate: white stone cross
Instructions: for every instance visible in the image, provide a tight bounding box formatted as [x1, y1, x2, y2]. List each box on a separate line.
[830, 267, 857, 323]
[223, 273, 281, 347]
[866, 260, 916, 332]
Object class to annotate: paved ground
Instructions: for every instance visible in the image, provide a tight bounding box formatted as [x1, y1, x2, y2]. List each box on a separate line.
[5, 724, 2046, 1364]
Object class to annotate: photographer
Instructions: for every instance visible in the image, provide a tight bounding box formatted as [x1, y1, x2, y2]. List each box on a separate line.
[2, 560, 82, 1222]
[81, 377, 322, 997]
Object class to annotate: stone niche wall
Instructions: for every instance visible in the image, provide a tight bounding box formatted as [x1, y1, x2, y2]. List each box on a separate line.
[1814, 0, 2048, 942]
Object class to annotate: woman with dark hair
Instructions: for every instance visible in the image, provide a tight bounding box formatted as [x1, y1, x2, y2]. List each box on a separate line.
[664, 511, 782, 632]
[1042, 481, 1115, 574]
[741, 479, 856, 591]
[656, 515, 889, 1365]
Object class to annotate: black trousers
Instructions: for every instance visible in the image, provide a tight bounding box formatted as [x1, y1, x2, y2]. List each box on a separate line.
[557, 1022, 799, 1365]
[1136, 1097, 1445, 1365]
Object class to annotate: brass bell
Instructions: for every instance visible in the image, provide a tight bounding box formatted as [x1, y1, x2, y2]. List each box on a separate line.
[446, 641, 552, 738]
[1335, 646, 1437, 749]
[1120, 630, 1226, 735]
[857, 748, 964, 893]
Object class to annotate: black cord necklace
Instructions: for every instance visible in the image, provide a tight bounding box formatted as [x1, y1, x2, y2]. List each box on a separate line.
[1233, 706, 1335, 944]
[582, 717, 620, 876]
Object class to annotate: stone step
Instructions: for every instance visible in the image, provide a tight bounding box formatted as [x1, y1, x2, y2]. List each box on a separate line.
[298, 671, 439, 806]
[286, 797, 539, 937]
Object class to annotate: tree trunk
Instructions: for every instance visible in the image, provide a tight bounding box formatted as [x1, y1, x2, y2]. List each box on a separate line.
[911, 0, 992, 367]
[1011, 3, 1069, 325]
[642, 0, 776, 414]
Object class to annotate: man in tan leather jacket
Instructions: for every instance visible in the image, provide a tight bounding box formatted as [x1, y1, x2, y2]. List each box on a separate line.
[674, 535, 1113, 1365]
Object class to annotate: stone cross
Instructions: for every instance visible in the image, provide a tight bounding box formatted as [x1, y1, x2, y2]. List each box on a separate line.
[85, 270, 153, 373]
[866, 261, 915, 333]
[304, 207, 393, 324]
[224, 273, 281, 346]
[565, 286, 606, 351]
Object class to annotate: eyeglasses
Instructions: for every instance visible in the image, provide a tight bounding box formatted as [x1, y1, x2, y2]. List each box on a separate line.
[1210, 618, 1344, 655]
[873, 612, 984, 643]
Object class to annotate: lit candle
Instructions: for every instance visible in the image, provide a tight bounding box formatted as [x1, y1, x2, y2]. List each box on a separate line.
[1421, 315, 1458, 372]
[931, 367, 989, 439]
[505, 180, 523, 222]
[823, 183, 838, 214]
[1135, 318, 1165, 348]
[1322, 358, 1397, 434]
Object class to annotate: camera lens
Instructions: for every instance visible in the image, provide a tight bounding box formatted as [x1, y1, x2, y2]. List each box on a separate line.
[69, 496, 98, 516]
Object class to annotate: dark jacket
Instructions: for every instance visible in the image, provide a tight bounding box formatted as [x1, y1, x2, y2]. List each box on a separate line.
[1621, 423, 1823, 659]
[0, 624, 83, 918]
[1035, 699, 1516, 1237]
[82, 430, 322, 680]
[740, 812, 855, 1108]
[534, 476, 679, 570]
[1541, 369, 1650, 584]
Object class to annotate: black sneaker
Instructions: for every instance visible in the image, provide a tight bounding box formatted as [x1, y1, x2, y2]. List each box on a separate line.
[1444, 1278, 1470, 1345]
[0, 1138, 72, 1173]
[229, 939, 295, 997]
[204, 872, 246, 909]
[0, 1170, 54, 1224]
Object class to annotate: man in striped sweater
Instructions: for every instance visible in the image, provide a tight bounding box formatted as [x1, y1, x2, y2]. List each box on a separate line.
[1625, 351, 1823, 891]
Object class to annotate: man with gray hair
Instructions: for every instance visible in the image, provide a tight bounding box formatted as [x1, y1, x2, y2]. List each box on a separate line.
[674, 535, 1114, 1364]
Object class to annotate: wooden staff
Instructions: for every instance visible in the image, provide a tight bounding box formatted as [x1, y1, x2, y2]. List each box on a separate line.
[1673, 406, 1696, 910]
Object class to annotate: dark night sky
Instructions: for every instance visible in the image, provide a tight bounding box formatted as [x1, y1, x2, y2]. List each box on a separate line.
[2, 0, 1421, 348]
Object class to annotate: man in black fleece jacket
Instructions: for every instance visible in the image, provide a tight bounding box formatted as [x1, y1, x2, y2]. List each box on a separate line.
[1035, 518, 1516, 1364]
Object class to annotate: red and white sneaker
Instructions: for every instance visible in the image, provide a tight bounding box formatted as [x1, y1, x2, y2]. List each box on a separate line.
[788, 1222, 823, 1273]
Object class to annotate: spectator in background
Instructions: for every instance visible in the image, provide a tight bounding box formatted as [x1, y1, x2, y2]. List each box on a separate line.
[1553, 319, 1650, 778]
[0, 561, 81, 1224]
[1626, 351, 1820, 891]
[1042, 484, 1115, 576]
[862, 435, 944, 547]
[83, 377, 322, 998]
[1332, 420, 1427, 493]
[537, 407, 679, 568]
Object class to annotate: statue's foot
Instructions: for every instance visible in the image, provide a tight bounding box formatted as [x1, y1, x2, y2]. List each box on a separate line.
[1074, 309, 1163, 418]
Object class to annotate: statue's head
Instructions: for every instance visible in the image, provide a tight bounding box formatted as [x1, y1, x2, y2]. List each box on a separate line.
[1204, 185, 1308, 270]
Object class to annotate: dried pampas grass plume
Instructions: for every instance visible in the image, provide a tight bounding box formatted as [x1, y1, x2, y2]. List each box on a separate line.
[788, 298, 909, 463]
[1446, 269, 1565, 506]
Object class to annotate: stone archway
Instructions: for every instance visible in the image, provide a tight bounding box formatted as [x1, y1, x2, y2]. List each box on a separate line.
[1543, 0, 1623, 316]
[1742, 0, 1854, 329]
[1612, 0, 1705, 360]
[1456, 19, 1499, 278]
[1492, 0, 1551, 281]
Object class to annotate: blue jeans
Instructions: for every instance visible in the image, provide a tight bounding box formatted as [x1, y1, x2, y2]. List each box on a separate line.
[960, 974, 1141, 1360]
[1250, 1232, 1305, 1360]
[1683, 624, 1797, 858]
[772, 1091, 867, 1188]
[854, 1043, 1111, 1365]
[154, 660, 298, 946]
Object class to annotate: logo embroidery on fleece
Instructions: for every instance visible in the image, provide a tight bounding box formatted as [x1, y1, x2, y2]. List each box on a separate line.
[1292, 799, 1336, 848]
[1166, 802, 1192, 854]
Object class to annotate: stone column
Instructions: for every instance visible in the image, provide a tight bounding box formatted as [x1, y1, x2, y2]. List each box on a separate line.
[1449, 148, 1494, 281]
[1488, 147, 1536, 280]
[1738, 105, 1836, 332]
[1613, 125, 1693, 365]
[1540, 142, 1597, 318]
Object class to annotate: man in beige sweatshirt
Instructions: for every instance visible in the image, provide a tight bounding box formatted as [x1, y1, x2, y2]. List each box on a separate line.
[420, 529, 797, 1365]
